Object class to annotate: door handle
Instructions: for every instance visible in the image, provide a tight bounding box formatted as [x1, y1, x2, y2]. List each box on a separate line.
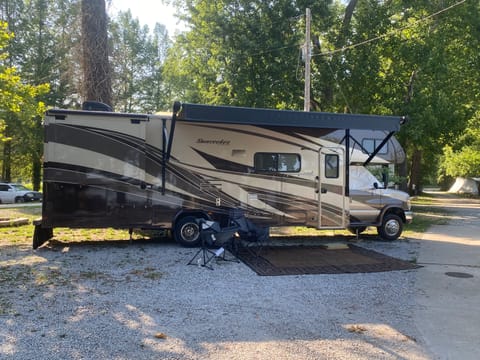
[315, 176, 319, 193]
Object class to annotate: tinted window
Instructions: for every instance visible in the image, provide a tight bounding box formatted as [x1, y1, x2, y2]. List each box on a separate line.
[254, 153, 300, 172]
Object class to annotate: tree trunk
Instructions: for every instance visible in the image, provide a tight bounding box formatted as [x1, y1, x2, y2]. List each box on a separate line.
[81, 0, 112, 106]
[31, 116, 43, 191]
[2, 142, 11, 183]
[313, 0, 359, 111]
[396, 161, 408, 192]
[338, 0, 359, 47]
[408, 148, 422, 195]
[32, 155, 41, 191]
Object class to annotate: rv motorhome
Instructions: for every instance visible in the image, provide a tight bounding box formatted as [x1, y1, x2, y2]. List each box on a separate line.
[33, 102, 412, 248]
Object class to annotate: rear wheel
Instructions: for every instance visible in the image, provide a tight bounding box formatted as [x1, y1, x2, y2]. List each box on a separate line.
[377, 214, 403, 241]
[174, 216, 201, 247]
[15, 197, 25, 203]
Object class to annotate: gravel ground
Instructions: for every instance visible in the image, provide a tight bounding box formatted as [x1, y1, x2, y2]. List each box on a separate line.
[0, 231, 432, 360]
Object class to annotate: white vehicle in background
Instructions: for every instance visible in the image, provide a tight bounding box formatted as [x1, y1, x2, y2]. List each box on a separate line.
[0, 183, 43, 204]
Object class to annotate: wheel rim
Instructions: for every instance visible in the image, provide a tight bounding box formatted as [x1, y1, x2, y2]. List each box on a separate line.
[385, 219, 400, 237]
[180, 222, 199, 242]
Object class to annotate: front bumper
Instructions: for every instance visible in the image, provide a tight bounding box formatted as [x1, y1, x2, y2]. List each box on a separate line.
[405, 211, 413, 223]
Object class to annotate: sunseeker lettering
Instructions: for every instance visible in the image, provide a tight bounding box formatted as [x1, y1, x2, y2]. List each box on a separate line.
[196, 138, 231, 145]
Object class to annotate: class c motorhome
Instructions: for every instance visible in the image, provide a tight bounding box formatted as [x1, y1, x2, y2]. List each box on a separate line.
[33, 102, 412, 249]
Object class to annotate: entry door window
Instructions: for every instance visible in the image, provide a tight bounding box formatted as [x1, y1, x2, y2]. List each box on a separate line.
[325, 154, 339, 178]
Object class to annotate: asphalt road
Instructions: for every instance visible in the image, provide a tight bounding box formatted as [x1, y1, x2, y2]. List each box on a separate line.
[414, 193, 480, 360]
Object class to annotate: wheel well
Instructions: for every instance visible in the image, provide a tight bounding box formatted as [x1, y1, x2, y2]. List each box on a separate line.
[172, 210, 210, 229]
[382, 207, 406, 223]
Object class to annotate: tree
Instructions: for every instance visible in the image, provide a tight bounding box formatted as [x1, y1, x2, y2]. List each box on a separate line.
[142, 23, 172, 112]
[164, 0, 327, 109]
[312, 0, 480, 191]
[0, 0, 77, 188]
[110, 11, 171, 112]
[439, 111, 480, 180]
[0, 21, 49, 185]
[81, 0, 111, 105]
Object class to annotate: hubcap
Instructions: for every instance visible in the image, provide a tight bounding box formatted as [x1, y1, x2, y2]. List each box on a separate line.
[385, 219, 400, 237]
[181, 223, 199, 242]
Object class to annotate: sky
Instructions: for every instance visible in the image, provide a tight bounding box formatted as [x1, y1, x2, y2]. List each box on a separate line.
[107, 0, 183, 35]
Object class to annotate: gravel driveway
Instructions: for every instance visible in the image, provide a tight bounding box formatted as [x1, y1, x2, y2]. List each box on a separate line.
[1, 202, 455, 360]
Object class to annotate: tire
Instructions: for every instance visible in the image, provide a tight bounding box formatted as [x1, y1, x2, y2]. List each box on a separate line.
[15, 197, 25, 203]
[347, 226, 367, 235]
[377, 213, 403, 241]
[174, 216, 201, 247]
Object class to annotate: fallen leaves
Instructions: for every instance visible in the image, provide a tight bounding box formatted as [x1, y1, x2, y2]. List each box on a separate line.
[347, 324, 368, 334]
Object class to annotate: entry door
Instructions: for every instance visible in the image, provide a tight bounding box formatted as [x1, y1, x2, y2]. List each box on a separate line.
[317, 147, 348, 229]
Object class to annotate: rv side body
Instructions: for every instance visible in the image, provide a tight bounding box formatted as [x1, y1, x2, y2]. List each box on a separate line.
[35, 103, 411, 248]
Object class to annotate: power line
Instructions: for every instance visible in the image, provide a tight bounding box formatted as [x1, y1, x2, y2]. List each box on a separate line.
[189, 1, 468, 65]
[315, 0, 467, 57]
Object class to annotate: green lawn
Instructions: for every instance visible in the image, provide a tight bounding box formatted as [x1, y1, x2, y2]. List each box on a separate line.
[0, 204, 133, 246]
[0, 196, 452, 246]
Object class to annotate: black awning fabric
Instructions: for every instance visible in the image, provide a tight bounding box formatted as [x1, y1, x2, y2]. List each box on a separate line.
[175, 102, 405, 132]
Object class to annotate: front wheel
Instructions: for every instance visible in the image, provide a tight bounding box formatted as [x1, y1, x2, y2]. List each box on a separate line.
[174, 216, 201, 247]
[377, 214, 403, 241]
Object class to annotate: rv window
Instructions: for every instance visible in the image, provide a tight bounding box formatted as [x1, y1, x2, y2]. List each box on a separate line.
[362, 139, 388, 155]
[254, 153, 300, 172]
[325, 154, 339, 178]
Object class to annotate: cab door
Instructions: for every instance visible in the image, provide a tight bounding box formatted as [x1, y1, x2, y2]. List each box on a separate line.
[317, 147, 348, 229]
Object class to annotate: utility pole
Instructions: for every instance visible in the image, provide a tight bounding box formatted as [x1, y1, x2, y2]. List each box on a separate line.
[304, 8, 311, 112]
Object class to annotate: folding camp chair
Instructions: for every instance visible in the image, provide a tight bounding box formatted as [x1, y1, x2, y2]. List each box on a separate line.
[187, 219, 239, 270]
[230, 209, 270, 256]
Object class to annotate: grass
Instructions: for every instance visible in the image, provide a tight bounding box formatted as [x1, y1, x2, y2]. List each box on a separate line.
[403, 195, 451, 236]
[0, 194, 456, 246]
[0, 204, 136, 246]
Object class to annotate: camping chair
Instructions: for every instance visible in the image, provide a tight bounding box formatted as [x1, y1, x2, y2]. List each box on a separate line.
[229, 209, 270, 257]
[187, 219, 239, 270]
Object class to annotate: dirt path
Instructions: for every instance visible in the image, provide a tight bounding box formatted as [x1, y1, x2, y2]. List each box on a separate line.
[414, 192, 480, 360]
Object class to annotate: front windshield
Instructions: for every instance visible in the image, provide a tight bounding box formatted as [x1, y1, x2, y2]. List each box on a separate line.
[349, 166, 381, 190]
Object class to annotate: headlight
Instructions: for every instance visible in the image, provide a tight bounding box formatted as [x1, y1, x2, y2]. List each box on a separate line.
[407, 199, 411, 210]
[25, 193, 34, 198]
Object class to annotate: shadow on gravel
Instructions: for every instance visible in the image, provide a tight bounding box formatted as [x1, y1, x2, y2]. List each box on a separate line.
[39, 236, 176, 249]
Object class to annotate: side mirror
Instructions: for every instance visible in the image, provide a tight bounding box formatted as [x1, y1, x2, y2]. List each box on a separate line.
[374, 182, 379, 189]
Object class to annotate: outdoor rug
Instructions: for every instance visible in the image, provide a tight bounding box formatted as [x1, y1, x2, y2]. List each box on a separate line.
[236, 244, 420, 276]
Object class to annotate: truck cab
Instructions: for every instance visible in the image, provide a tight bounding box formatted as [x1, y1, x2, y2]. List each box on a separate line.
[348, 165, 412, 240]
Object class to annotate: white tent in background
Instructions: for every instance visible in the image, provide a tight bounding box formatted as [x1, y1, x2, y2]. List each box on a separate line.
[448, 177, 480, 195]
